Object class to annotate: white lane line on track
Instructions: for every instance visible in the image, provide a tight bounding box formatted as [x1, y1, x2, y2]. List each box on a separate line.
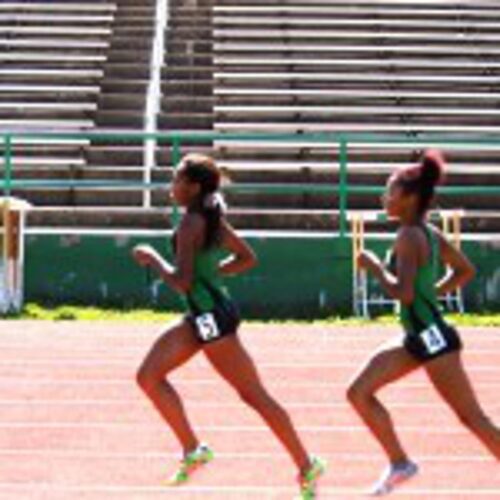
[1, 377, 499, 389]
[0, 484, 499, 496]
[0, 399, 499, 410]
[0, 422, 480, 434]
[0, 448, 495, 463]
[0, 344, 497, 354]
[0, 360, 356, 367]
[0, 360, 499, 372]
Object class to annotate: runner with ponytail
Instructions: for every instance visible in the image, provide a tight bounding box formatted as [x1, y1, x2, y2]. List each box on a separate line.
[132, 154, 325, 498]
[346, 151, 500, 496]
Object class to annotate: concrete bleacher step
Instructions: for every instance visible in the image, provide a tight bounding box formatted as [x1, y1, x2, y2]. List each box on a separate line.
[214, 4, 500, 19]
[85, 146, 144, 167]
[215, 42, 500, 58]
[2, 159, 86, 170]
[215, 29, 500, 46]
[215, 88, 500, 105]
[0, 3, 116, 13]
[162, 66, 216, 80]
[0, 72, 102, 88]
[104, 35, 152, 51]
[0, 14, 114, 25]
[216, 105, 500, 119]
[97, 93, 146, 111]
[215, 58, 500, 75]
[100, 79, 148, 94]
[107, 49, 151, 64]
[215, 0, 499, 9]
[161, 80, 213, 96]
[215, 123, 500, 134]
[103, 64, 150, 80]
[0, 102, 95, 113]
[162, 95, 213, 113]
[0, 119, 94, 131]
[27, 208, 174, 230]
[0, 26, 111, 39]
[215, 161, 500, 179]
[158, 113, 214, 130]
[0, 87, 99, 103]
[214, 18, 500, 31]
[25, 207, 500, 233]
[0, 54, 107, 68]
[0, 40, 108, 53]
[215, 72, 500, 87]
[95, 112, 144, 128]
[85, 143, 213, 167]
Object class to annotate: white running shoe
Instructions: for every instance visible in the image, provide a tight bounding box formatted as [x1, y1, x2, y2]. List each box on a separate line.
[370, 460, 418, 496]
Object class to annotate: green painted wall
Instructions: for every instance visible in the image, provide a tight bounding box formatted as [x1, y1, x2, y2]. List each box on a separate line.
[25, 234, 499, 318]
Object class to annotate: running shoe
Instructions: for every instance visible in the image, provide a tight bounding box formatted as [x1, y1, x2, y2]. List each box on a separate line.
[370, 460, 418, 496]
[166, 443, 214, 486]
[298, 455, 327, 499]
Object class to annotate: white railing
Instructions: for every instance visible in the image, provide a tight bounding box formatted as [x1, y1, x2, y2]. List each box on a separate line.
[143, 0, 169, 207]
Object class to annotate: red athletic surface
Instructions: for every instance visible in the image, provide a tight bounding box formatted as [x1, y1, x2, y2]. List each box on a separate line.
[0, 321, 498, 499]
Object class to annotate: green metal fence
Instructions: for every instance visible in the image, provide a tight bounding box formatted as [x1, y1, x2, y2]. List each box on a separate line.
[2, 131, 500, 237]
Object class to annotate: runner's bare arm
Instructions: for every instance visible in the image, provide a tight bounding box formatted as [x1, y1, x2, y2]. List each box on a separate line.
[219, 221, 258, 276]
[132, 215, 202, 293]
[433, 228, 475, 296]
[358, 228, 419, 305]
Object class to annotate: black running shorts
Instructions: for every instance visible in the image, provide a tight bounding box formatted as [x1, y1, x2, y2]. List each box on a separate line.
[186, 299, 241, 345]
[404, 321, 463, 362]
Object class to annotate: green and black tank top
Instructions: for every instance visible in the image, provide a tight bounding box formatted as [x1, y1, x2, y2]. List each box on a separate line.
[399, 224, 445, 335]
[172, 232, 231, 315]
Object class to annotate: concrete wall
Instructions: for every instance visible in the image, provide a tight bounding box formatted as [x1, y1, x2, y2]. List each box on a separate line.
[25, 233, 499, 318]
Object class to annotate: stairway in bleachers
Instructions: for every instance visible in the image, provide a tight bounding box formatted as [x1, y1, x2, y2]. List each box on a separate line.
[79, 0, 158, 209]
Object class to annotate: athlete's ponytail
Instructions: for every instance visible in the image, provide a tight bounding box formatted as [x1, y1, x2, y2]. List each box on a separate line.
[396, 149, 445, 216]
[418, 150, 445, 215]
[179, 153, 226, 249]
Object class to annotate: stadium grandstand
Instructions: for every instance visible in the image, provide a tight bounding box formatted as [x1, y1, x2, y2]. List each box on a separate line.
[0, 0, 499, 317]
[0, 0, 499, 234]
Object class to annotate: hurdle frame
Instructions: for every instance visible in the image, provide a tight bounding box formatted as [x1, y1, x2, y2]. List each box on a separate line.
[0, 197, 31, 314]
[351, 209, 465, 318]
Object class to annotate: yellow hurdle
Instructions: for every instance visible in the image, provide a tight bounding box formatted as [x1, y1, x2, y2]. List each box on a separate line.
[351, 214, 368, 318]
[439, 209, 465, 314]
[350, 210, 464, 318]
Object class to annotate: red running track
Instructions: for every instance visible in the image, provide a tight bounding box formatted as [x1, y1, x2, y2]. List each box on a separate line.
[0, 321, 498, 499]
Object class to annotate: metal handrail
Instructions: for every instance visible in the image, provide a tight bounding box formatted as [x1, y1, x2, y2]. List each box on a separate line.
[2, 130, 500, 236]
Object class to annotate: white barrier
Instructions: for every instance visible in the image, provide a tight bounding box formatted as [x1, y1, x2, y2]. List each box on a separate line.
[0, 197, 31, 314]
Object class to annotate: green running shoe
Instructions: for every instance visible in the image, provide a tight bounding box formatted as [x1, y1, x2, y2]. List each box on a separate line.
[298, 456, 327, 499]
[166, 443, 214, 486]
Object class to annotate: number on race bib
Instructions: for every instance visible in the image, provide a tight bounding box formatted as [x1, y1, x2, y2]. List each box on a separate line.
[420, 324, 447, 355]
[195, 313, 220, 342]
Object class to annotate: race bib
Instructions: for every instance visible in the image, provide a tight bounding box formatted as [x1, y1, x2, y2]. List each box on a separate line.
[195, 313, 220, 342]
[420, 324, 447, 355]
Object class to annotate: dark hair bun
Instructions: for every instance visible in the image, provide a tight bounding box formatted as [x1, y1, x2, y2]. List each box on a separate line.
[420, 149, 445, 187]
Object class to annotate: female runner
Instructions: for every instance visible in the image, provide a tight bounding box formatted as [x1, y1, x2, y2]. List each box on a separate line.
[132, 153, 325, 499]
[347, 150, 500, 496]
